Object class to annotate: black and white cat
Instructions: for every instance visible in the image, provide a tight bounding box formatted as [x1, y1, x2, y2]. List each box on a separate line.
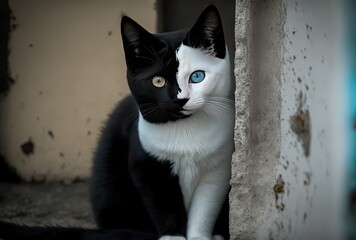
[0, 5, 234, 240]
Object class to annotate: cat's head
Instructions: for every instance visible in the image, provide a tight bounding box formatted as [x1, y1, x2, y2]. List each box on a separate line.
[121, 5, 231, 124]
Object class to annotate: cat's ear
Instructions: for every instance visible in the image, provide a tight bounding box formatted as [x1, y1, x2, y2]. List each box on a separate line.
[183, 5, 226, 59]
[121, 16, 165, 69]
[121, 16, 147, 56]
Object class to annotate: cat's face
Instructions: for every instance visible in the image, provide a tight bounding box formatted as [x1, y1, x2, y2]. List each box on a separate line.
[121, 5, 230, 124]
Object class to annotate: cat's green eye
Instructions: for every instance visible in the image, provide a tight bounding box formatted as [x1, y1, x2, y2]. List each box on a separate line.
[152, 76, 166, 88]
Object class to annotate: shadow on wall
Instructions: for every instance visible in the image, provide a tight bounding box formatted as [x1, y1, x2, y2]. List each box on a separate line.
[0, 0, 13, 97]
[0, 154, 21, 182]
[0, 0, 20, 182]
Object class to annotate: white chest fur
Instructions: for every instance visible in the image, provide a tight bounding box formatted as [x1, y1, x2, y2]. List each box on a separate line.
[138, 107, 234, 209]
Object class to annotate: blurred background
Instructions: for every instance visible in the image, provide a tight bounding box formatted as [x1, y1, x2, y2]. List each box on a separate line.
[346, 0, 356, 237]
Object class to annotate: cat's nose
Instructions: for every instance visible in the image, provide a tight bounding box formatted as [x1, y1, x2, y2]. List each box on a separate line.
[174, 98, 189, 107]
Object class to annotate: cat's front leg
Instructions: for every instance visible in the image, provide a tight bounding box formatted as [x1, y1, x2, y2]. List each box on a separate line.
[129, 131, 187, 238]
[129, 156, 187, 238]
[186, 160, 230, 240]
[188, 235, 224, 240]
[159, 236, 186, 240]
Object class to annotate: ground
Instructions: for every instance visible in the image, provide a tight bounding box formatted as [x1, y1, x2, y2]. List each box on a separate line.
[0, 182, 96, 228]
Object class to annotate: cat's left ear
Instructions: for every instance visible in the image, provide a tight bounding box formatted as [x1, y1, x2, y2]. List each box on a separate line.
[121, 16, 165, 69]
[183, 5, 226, 59]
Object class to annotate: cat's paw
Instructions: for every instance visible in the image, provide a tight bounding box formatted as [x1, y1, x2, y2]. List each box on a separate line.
[212, 235, 224, 240]
[159, 236, 186, 240]
[188, 237, 210, 240]
[188, 236, 224, 240]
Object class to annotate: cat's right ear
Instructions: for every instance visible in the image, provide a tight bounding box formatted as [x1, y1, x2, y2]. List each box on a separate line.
[183, 5, 226, 59]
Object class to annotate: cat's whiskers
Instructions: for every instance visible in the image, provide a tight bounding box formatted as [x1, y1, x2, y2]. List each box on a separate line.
[159, 110, 169, 123]
[194, 96, 234, 120]
[182, 96, 232, 121]
[139, 102, 159, 117]
[139, 100, 176, 123]
[186, 98, 204, 108]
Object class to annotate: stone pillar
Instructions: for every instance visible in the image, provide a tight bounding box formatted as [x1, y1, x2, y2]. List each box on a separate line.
[229, 0, 284, 239]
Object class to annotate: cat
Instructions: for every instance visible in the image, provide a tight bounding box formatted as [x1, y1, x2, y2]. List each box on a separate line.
[0, 5, 234, 240]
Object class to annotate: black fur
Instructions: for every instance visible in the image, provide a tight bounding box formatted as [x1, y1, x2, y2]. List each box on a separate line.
[121, 16, 189, 124]
[183, 5, 226, 59]
[90, 96, 187, 236]
[0, 5, 229, 240]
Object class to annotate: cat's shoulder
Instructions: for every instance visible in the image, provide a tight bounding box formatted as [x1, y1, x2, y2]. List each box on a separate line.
[102, 95, 139, 135]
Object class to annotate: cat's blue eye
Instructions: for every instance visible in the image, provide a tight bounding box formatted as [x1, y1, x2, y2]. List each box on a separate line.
[189, 70, 205, 83]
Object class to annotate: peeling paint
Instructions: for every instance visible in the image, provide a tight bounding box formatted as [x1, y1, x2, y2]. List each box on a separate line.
[274, 175, 286, 212]
[274, 175, 285, 194]
[10, 10, 20, 31]
[290, 92, 311, 157]
[48, 130, 55, 139]
[21, 138, 35, 156]
[303, 172, 312, 186]
[11, 22, 19, 31]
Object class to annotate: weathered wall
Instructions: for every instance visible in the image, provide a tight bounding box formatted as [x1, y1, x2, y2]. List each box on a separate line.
[230, 0, 346, 239]
[0, 0, 157, 182]
[268, 1, 345, 239]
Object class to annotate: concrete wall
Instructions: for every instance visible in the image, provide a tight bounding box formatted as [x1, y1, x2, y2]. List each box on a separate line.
[230, 0, 346, 239]
[0, 0, 157, 182]
[229, 0, 284, 238]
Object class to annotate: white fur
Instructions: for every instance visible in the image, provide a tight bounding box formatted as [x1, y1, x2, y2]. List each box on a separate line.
[159, 236, 186, 240]
[175, 44, 231, 114]
[138, 45, 234, 240]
